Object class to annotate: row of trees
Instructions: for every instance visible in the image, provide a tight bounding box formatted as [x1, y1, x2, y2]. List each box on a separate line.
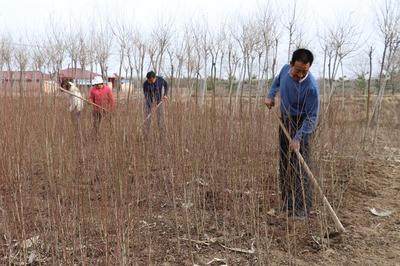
[0, 1, 399, 112]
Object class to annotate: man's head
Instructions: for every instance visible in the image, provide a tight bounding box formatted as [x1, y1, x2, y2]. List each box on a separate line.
[61, 80, 72, 91]
[146, 71, 157, 84]
[290, 48, 314, 81]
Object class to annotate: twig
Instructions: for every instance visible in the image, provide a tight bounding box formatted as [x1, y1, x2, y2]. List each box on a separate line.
[219, 240, 256, 254]
[206, 258, 227, 265]
[178, 237, 211, 246]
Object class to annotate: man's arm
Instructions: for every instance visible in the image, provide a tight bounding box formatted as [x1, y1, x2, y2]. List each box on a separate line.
[163, 78, 169, 97]
[143, 81, 149, 98]
[264, 65, 284, 108]
[267, 65, 286, 99]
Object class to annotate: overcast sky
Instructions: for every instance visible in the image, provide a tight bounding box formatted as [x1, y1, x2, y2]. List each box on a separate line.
[1, 0, 377, 32]
[0, 0, 389, 77]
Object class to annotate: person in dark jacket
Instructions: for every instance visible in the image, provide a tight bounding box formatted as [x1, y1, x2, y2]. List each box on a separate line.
[143, 71, 168, 138]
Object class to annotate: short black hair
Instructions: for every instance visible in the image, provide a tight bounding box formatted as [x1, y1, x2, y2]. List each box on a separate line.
[60, 80, 72, 90]
[146, 71, 156, 79]
[290, 48, 314, 66]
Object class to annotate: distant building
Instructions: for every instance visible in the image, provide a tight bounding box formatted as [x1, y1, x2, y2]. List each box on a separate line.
[59, 68, 100, 86]
[0, 69, 119, 94]
[0, 71, 52, 95]
[0, 71, 51, 83]
[59, 68, 117, 89]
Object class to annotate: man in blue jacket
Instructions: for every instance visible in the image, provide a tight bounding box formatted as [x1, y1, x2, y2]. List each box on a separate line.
[143, 71, 168, 138]
[265, 48, 320, 219]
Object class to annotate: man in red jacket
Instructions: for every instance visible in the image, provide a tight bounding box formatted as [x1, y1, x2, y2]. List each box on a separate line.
[89, 76, 115, 133]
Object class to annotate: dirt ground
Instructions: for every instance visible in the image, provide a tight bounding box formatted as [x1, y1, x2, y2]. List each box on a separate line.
[123, 142, 400, 266]
[0, 96, 399, 265]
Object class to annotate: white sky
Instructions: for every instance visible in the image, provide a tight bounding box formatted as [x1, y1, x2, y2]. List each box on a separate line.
[1, 0, 377, 32]
[0, 0, 388, 77]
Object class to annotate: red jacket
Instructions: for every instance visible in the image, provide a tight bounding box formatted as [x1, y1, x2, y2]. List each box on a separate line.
[89, 85, 115, 112]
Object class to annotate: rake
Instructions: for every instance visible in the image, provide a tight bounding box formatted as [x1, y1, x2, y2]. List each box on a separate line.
[270, 108, 346, 234]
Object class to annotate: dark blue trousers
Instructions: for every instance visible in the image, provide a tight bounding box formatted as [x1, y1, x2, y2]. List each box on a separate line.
[279, 115, 313, 215]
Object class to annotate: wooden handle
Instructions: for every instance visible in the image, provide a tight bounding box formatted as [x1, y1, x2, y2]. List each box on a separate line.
[272, 109, 346, 233]
[59, 86, 108, 112]
[138, 101, 164, 130]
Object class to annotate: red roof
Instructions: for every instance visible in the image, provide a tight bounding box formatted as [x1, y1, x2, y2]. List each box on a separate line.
[0, 71, 51, 81]
[59, 68, 101, 80]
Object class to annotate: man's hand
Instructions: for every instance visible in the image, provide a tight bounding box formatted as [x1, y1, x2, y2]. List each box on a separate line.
[163, 95, 168, 101]
[264, 98, 275, 109]
[290, 140, 300, 152]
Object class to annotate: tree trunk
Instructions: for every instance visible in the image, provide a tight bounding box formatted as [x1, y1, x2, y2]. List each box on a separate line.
[366, 47, 373, 122]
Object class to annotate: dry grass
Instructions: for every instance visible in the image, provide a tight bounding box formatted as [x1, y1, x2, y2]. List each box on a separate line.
[0, 91, 399, 265]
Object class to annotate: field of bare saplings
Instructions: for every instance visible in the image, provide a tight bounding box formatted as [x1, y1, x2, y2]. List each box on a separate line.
[0, 91, 399, 265]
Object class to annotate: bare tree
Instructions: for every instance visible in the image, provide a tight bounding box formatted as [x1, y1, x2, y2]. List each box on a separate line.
[90, 36, 99, 86]
[0, 35, 6, 80]
[361, 46, 374, 147]
[125, 43, 134, 105]
[14, 40, 30, 95]
[319, 16, 359, 114]
[129, 30, 146, 88]
[232, 21, 247, 112]
[31, 38, 47, 101]
[166, 31, 184, 100]
[112, 21, 131, 100]
[232, 18, 262, 114]
[173, 34, 186, 94]
[148, 38, 158, 73]
[271, 38, 279, 80]
[256, 5, 277, 101]
[321, 43, 328, 103]
[285, 0, 298, 62]
[226, 38, 241, 110]
[152, 21, 173, 75]
[189, 23, 207, 103]
[65, 27, 81, 80]
[166, 47, 175, 99]
[77, 32, 90, 85]
[125, 30, 137, 104]
[209, 25, 226, 106]
[0, 34, 14, 91]
[351, 47, 375, 122]
[45, 22, 66, 91]
[366, 47, 374, 121]
[193, 22, 209, 105]
[183, 26, 198, 98]
[370, 0, 400, 129]
[245, 26, 262, 111]
[217, 24, 227, 81]
[93, 23, 113, 81]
